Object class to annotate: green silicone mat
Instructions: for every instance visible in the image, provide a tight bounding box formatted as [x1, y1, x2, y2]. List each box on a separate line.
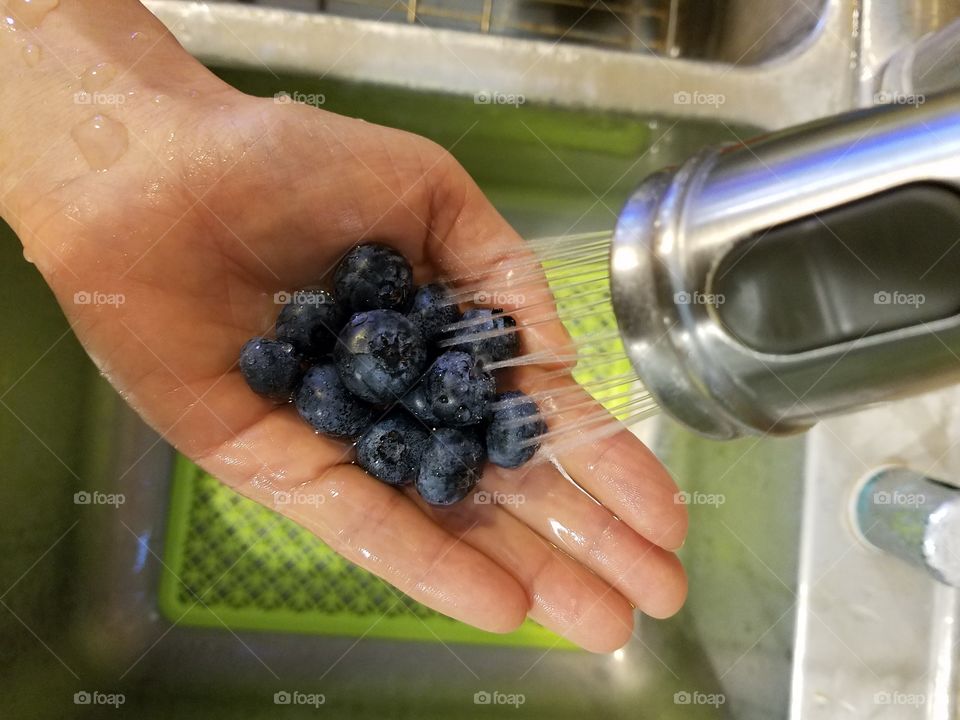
[158, 454, 574, 648]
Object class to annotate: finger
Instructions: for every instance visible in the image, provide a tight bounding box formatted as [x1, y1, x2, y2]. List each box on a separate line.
[512, 367, 688, 552]
[194, 407, 530, 634]
[407, 488, 635, 653]
[481, 462, 688, 619]
[558, 429, 687, 551]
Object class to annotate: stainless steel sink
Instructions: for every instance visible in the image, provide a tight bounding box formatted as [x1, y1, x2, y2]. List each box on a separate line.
[3, 1, 960, 718]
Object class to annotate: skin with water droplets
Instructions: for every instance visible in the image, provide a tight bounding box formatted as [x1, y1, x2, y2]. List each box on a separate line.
[4, 0, 59, 29]
[71, 114, 128, 171]
[21, 42, 39, 66]
[80, 62, 116, 92]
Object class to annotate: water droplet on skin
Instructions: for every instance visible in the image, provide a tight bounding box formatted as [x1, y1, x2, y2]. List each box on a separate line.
[152, 94, 169, 105]
[21, 42, 40, 65]
[142, 175, 169, 207]
[22, 247, 34, 264]
[80, 62, 116, 92]
[65, 195, 99, 223]
[71, 114, 129, 171]
[548, 517, 586, 550]
[129, 30, 146, 41]
[5, 0, 58, 29]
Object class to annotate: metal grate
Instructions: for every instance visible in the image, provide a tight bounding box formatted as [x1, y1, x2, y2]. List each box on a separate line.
[213, 0, 680, 53]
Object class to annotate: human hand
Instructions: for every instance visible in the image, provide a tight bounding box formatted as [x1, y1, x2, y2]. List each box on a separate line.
[2, 2, 686, 652]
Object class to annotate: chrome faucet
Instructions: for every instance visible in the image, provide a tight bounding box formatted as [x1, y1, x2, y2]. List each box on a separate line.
[856, 466, 960, 588]
[611, 92, 960, 440]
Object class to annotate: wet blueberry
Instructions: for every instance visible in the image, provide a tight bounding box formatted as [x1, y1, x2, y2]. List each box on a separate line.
[452, 308, 520, 364]
[334, 310, 428, 404]
[295, 363, 375, 439]
[334, 243, 413, 314]
[400, 381, 440, 426]
[407, 283, 460, 344]
[275, 288, 344, 357]
[486, 391, 546, 468]
[239, 337, 302, 401]
[425, 351, 495, 427]
[356, 411, 430, 487]
[416, 427, 486, 506]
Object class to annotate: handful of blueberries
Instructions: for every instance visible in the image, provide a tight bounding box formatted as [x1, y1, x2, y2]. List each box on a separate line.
[239, 243, 546, 506]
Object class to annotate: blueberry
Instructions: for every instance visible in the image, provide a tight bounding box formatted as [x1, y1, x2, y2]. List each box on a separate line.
[295, 363, 375, 439]
[239, 337, 302, 401]
[356, 411, 430, 487]
[334, 243, 413, 314]
[486, 391, 547, 468]
[407, 283, 460, 344]
[400, 381, 440, 426]
[334, 310, 428, 404]
[425, 351, 495, 426]
[452, 308, 520, 364]
[416, 428, 486, 506]
[275, 288, 344, 357]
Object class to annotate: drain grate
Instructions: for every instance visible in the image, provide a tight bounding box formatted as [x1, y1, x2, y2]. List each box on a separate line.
[159, 455, 572, 647]
[206, 0, 681, 53]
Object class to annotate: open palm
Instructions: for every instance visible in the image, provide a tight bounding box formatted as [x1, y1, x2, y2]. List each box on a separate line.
[16, 84, 687, 652]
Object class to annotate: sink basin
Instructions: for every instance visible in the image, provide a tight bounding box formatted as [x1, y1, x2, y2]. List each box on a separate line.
[0, 71, 793, 720]
[2, 1, 954, 718]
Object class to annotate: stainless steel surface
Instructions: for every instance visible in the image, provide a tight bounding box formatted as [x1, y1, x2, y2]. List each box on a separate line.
[38, 1, 960, 719]
[196, 0, 831, 61]
[855, 466, 960, 588]
[210, 0, 687, 54]
[881, 18, 960, 100]
[147, 0, 852, 127]
[792, 398, 960, 719]
[611, 95, 960, 440]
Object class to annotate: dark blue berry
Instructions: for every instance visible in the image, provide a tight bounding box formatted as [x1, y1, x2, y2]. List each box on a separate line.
[239, 337, 302, 401]
[452, 308, 519, 364]
[275, 288, 344, 357]
[295, 363, 375, 439]
[416, 428, 486, 506]
[425, 351, 495, 426]
[334, 310, 427, 404]
[334, 243, 413, 314]
[400, 381, 440, 426]
[486, 391, 546, 468]
[407, 283, 460, 344]
[356, 411, 430, 487]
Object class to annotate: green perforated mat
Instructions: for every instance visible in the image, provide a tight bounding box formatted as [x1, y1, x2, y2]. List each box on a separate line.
[159, 455, 574, 648]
